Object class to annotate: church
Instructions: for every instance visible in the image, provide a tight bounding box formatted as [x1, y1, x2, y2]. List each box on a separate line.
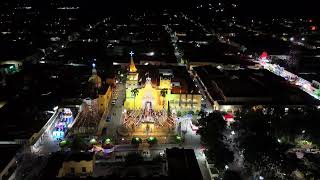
[124, 52, 202, 114]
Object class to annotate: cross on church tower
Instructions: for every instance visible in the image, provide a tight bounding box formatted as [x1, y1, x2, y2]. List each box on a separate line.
[129, 50, 137, 73]
[129, 51, 134, 57]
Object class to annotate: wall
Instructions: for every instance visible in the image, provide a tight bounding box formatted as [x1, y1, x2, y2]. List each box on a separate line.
[58, 160, 94, 177]
[168, 94, 202, 112]
[98, 86, 112, 116]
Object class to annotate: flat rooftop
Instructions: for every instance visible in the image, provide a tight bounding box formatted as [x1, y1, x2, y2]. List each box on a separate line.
[166, 148, 203, 180]
[194, 65, 320, 105]
[0, 144, 21, 172]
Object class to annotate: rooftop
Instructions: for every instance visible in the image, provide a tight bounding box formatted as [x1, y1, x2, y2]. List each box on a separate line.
[194, 65, 320, 105]
[0, 144, 22, 171]
[166, 148, 203, 180]
[65, 152, 94, 162]
[135, 65, 199, 94]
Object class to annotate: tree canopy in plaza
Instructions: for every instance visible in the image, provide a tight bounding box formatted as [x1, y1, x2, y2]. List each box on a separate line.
[198, 107, 320, 178]
[160, 88, 168, 108]
[131, 88, 139, 109]
[131, 137, 142, 145]
[70, 136, 87, 151]
[315, 88, 320, 97]
[197, 111, 234, 169]
[233, 107, 320, 178]
[147, 136, 157, 146]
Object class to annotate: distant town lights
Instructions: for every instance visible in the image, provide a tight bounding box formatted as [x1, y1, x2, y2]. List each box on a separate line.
[92, 63, 96, 68]
[301, 37, 305, 41]
[290, 37, 294, 42]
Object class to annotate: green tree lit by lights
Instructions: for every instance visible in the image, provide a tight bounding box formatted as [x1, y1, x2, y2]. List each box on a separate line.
[131, 137, 142, 146]
[131, 88, 139, 110]
[160, 88, 168, 108]
[315, 88, 320, 97]
[147, 136, 157, 146]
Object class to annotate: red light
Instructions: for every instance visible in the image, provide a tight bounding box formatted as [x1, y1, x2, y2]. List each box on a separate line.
[260, 51, 268, 59]
[310, 26, 317, 31]
[308, 19, 313, 23]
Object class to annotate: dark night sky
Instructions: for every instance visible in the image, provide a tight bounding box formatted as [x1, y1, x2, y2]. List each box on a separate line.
[237, 0, 319, 16]
[81, 0, 320, 16]
[3, 0, 320, 17]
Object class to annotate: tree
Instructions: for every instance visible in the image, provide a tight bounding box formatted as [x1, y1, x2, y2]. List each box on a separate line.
[315, 88, 320, 98]
[188, 110, 194, 115]
[160, 88, 168, 108]
[177, 111, 182, 117]
[59, 140, 71, 150]
[198, 110, 206, 118]
[131, 137, 142, 146]
[175, 135, 182, 144]
[147, 137, 157, 146]
[70, 136, 87, 151]
[235, 108, 292, 178]
[103, 138, 113, 149]
[197, 111, 233, 169]
[131, 88, 139, 110]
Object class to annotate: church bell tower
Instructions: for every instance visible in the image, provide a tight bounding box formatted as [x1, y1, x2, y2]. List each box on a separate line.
[126, 51, 139, 90]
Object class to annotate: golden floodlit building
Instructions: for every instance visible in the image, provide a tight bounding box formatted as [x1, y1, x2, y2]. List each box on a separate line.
[124, 55, 202, 113]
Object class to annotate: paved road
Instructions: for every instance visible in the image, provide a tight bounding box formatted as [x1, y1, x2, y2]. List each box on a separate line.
[191, 73, 213, 113]
[106, 83, 126, 139]
[31, 110, 62, 154]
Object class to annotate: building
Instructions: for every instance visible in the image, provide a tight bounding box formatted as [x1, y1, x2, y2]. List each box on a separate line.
[88, 65, 112, 116]
[194, 65, 320, 112]
[57, 152, 95, 178]
[69, 65, 112, 136]
[166, 148, 203, 180]
[124, 54, 202, 113]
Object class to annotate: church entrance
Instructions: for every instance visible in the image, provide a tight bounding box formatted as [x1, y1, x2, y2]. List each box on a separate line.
[143, 101, 153, 122]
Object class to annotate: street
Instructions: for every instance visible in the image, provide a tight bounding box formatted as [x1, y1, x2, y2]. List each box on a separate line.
[106, 83, 126, 139]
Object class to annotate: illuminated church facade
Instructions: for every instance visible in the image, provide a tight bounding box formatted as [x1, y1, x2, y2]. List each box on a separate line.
[124, 54, 202, 113]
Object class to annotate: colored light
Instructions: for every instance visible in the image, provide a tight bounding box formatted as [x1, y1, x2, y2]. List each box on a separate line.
[260, 51, 268, 59]
[90, 138, 97, 144]
[105, 138, 111, 144]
